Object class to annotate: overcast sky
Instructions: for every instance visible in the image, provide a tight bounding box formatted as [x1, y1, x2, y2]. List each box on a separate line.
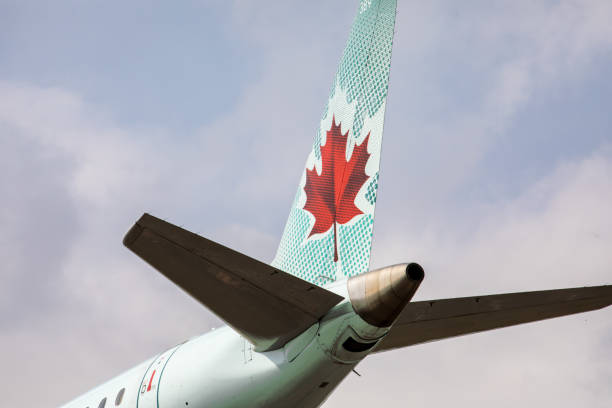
[1, 0, 611, 407]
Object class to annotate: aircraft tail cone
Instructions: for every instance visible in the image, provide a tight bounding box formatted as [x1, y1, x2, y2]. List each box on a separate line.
[347, 263, 424, 327]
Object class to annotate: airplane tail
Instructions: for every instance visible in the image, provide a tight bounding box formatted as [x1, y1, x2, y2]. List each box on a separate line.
[271, 0, 397, 286]
[122, 0, 612, 356]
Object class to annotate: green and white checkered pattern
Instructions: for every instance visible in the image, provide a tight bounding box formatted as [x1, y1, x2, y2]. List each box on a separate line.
[272, 0, 397, 286]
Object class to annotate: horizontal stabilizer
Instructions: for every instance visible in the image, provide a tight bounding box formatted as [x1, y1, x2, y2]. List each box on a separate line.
[375, 285, 612, 352]
[123, 213, 343, 351]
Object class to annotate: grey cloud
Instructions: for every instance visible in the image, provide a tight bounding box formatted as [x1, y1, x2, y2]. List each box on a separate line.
[0, 121, 80, 328]
[327, 150, 612, 408]
[0, 83, 224, 406]
[1, 0, 611, 407]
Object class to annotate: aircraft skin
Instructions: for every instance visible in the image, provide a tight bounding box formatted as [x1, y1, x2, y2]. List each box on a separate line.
[60, 281, 388, 408]
[59, 1, 611, 408]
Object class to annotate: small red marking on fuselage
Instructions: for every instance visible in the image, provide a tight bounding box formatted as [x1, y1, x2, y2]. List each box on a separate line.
[147, 370, 156, 392]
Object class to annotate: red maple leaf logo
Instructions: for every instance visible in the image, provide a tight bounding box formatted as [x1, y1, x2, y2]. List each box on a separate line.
[303, 116, 371, 262]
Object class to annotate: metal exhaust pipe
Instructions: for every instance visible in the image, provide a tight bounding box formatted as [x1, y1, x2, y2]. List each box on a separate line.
[347, 263, 424, 328]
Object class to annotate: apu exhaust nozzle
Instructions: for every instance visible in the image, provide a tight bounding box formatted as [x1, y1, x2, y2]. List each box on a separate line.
[347, 263, 424, 328]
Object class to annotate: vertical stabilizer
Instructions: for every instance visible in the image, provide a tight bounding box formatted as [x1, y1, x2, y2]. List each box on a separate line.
[272, 0, 397, 286]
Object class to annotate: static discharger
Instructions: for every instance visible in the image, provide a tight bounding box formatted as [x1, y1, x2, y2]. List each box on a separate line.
[347, 263, 425, 327]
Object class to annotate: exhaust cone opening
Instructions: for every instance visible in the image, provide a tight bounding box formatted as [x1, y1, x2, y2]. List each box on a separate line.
[406, 263, 424, 281]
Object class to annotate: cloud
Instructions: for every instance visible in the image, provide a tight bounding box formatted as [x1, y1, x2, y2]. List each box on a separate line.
[0, 82, 228, 405]
[0, 115, 78, 326]
[381, 0, 612, 224]
[328, 147, 612, 408]
[1, 0, 611, 407]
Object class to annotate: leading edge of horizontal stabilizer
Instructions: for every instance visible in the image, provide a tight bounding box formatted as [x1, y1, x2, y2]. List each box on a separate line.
[123, 213, 343, 351]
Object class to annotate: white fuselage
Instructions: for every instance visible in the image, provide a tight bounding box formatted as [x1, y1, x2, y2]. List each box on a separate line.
[60, 283, 388, 408]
